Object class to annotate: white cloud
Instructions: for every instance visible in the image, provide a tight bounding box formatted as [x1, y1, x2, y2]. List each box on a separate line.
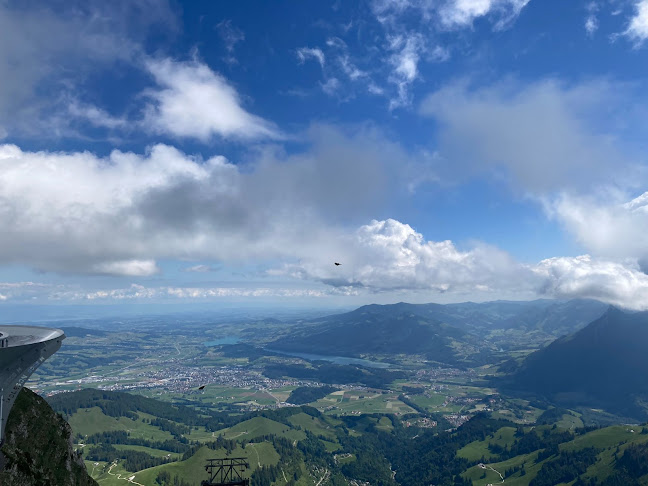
[142, 58, 282, 141]
[0, 0, 176, 137]
[67, 99, 128, 129]
[370, 0, 526, 109]
[216, 20, 245, 54]
[321, 78, 341, 96]
[307, 38, 378, 100]
[3, 208, 648, 308]
[276, 218, 648, 310]
[439, 0, 531, 29]
[623, 0, 648, 45]
[420, 78, 640, 193]
[585, 2, 599, 36]
[533, 255, 648, 310]
[338, 55, 367, 81]
[0, 282, 56, 301]
[585, 15, 599, 36]
[296, 47, 326, 68]
[372, 0, 414, 23]
[546, 191, 648, 262]
[430, 45, 451, 62]
[371, 0, 531, 30]
[184, 264, 220, 273]
[0, 125, 414, 276]
[279, 218, 525, 292]
[92, 259, 160, 276]
[368, 83, 385, 95]
[77, 285, 348, 301]
[387, 34, 425, 108]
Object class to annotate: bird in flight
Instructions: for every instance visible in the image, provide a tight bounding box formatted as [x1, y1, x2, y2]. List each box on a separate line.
[198, 385, 205, 390]
[334, 262, 341, 266]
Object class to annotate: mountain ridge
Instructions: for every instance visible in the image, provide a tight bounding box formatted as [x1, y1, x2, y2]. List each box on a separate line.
[270, 298, 608, 364]
[502, 306, 648, 420]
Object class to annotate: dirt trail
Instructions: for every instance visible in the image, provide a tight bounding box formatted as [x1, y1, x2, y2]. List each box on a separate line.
[106, 461, 146, 486]
[478, 463, 504, 484]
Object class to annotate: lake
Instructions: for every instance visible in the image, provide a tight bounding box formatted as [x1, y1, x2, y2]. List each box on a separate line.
[203, 336, 240, 346]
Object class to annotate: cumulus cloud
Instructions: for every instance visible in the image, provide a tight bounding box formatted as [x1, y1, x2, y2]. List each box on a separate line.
[420, 78, 639, 193]
[142, 58, 282, 141]
[275, 219, 526, 292]
[546, 191, 648, 262]
[274, 218, 648, 310]
[3, 204, 648, 308]
[533, 255, 648, 309]
[0, 125, 413, 276]
[623, 0, 648, 45]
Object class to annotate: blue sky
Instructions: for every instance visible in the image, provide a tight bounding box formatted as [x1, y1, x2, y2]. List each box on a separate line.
[2, 0, 648, 309]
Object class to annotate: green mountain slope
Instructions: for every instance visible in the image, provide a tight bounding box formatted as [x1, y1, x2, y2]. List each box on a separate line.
[44, 387, 648, 485]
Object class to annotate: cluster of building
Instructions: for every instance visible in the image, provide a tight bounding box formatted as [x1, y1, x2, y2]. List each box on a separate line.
[404, 417, 438, 428]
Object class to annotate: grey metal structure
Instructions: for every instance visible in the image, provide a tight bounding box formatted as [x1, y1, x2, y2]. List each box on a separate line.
[201, 458, 250, 486]
[0, 326, 65, 461]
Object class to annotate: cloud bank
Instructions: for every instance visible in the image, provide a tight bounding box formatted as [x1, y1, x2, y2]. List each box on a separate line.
[277, 219, 648, 310]
[0, 124, 410, 275]
[420, 78, 641, 193]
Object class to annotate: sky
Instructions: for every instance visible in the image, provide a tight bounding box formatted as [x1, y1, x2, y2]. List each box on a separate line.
[2, 0, 648, 309]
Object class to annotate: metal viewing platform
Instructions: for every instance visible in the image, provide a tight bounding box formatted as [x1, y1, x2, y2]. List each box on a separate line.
[0, 325, 65, 467]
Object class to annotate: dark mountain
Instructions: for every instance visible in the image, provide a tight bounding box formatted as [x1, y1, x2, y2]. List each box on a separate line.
[502, 307, 648, 420]
[376, 299, 607, 334]
[0, 388, 97, 486]
[270, 299, 607, 364]
[271, 303, 473, 364]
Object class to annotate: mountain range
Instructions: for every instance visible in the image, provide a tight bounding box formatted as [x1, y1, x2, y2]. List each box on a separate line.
[270, 299, 608, 364]
[503, 306, 648, 421]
